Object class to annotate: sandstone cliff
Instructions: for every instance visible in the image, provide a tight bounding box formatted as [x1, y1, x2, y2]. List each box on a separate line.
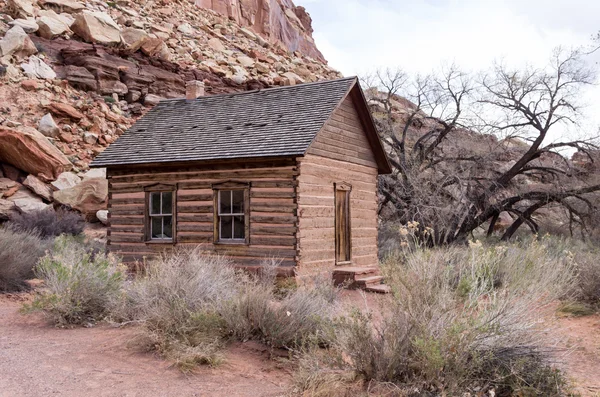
[195, 0, 325, 61]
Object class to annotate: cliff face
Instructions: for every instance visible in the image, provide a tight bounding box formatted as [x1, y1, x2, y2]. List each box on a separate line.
[195, 0, 325, 62]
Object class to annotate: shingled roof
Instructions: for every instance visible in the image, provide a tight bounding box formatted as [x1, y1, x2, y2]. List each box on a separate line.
[91, 77, 390, 173]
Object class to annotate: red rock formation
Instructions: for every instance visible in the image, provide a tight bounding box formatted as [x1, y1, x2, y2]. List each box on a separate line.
[195, 0, 325, 62]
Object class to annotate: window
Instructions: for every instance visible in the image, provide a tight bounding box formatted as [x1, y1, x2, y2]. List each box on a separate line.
[213, 182, 249, 244]
[144, 184, 177, 242]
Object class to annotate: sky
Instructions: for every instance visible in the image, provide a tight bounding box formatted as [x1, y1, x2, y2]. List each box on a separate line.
[298, 0, 600, 142]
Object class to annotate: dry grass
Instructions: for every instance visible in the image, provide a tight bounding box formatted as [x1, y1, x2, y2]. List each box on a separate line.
[301, 235, 578, 396]
[27, 235, 125, 326]
[0, 227, 50, 292]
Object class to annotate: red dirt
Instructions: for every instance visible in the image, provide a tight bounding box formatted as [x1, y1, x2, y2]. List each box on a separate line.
[551, 313, 600, 396]
[0, 295, 291, 397]
[1, 291, 599, 396]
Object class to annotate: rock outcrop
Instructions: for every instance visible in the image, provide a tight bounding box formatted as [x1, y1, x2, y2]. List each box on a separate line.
[0, 127, 72, 182]
[0, 0, 340, 223]
[194, 0, 325, 62]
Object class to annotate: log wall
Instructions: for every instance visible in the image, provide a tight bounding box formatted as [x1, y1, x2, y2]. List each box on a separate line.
[296, 95, 379, 279]
[106, 159, 299, 270]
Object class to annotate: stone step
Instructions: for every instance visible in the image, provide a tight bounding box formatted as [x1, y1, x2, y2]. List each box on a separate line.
[365, 284, 391, 294]
[355, 275, 384, 287]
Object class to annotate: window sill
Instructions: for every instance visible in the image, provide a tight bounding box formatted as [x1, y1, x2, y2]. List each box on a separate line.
[336, 261, 353, 266]
[145, 240, 175, 245]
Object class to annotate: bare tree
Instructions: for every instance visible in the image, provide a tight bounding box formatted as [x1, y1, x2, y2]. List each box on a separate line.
[367, 49, 600, 245]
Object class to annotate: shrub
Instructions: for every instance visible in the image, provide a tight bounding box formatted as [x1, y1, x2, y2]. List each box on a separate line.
[574, 250, 600, 307]
[8, 207, 85, 239]
[333, 237, 576, 396]
[0, 227, 50, 291]
[29, 235, 125, 325]
[115, 250, 339, 369]
[221, 274, 339, 350]
[116, 248, 238, 368]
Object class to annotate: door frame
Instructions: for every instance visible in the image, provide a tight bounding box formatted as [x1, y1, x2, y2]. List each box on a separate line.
[334, 182, 352, 265]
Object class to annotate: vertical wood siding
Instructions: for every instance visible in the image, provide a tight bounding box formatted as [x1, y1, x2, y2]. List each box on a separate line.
[297, 95, 379, 278]
[106, 160, 299, 269]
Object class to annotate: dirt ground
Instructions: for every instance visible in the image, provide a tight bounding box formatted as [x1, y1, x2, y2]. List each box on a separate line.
[1, 291, 599, 397]
[0, 295, 292, 397]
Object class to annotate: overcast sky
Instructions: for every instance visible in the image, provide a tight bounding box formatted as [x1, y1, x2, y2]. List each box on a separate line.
[302, 0, 600, 75]
[299, 0, 600, 142]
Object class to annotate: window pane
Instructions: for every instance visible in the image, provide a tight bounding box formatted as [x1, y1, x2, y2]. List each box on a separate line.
[151, 216, 162, 239]
[220, 216, 233, 239]
[232, 190, 244, 214]
[233, 215, 245, 239]
[162, 192, 172, 214]
[150, 192, 161, 215]
[220, 190, 231, 214]
[163, 216, 173, 238]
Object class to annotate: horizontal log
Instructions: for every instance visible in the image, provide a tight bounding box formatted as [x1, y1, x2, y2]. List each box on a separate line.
[110, 161, 297, 177]
[178, 234, 213, 243]
[110, 197, 145, 205]
[178, 193, 213, 202]
[177, 179, 296, 190]
[178, 214, 212, 223]
[250, 216, 297, 225]
[110, 225, 144, 234]
[110, 217, 144, 226]
[110, 234, 144, 243]
[252, 204, 296, 214]
[251, 191, 296, 199]
[110, 168, 298, 185]
[251, 225, 296, 236]
[179, 204, 213, 214]
[251, 236, 296, 247]
[177, 223, 213, 233]
[110, 208, 144, 216]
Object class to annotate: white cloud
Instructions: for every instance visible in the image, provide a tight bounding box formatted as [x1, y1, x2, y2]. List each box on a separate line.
[300, 0, 600, 140]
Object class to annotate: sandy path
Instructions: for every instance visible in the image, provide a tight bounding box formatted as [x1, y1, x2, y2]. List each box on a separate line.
[0, 298, 291, 397]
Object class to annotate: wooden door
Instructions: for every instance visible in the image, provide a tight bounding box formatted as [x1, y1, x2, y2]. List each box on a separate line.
[335, 185, 351, 264]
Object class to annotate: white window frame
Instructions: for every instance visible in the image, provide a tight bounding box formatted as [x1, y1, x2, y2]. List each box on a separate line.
[217, 189, 246, 242]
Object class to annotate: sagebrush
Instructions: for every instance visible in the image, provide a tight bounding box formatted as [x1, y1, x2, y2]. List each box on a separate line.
[8, 207, 84, 238]
[325, 236, 576, 396]
[29, 235, 125, 325]
[0, 227, 50, 291]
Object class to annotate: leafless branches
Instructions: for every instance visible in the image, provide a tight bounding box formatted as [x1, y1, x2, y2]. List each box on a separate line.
[366, 48, 600, 244]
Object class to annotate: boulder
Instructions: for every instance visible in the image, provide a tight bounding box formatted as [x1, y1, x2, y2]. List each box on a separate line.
[53, 177, 108, 218]
[37, 11, 72, 39]
[140, 37, 170, 61]
[96, 209, 108, 225]
[0, 25, 38, 60]
[207, 37, 226, 52]
[47, 102, 84, 120]
[83, 168, 106, 179]
[1, 164, 21, 181]
[39, 113, 60, 137]
[21, 79, 40, 90]
[14, 197, 50, 213]
[8, 186, 50, 213]
[21, 56, 57, 79]
[60, 65, 97, 91]
[39, 0, 85, 14]
[144, 94, 162, 106]
[120, 27, 148, 52]
[71, 11, 121, 45]
[0, 127, 73, 182]
[177, 23, 195, 36]
[0, 199, 17, 220]
[23, 174, 53, 201]
[83, 132, 98, 144]
[0, 178, 19, 199]
[7, 0, 35, 19]
[8, 18, 39, 33]
[51, 171, 80, 190]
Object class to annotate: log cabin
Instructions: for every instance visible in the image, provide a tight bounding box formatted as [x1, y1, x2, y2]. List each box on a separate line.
[90, 77, 392, 285]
